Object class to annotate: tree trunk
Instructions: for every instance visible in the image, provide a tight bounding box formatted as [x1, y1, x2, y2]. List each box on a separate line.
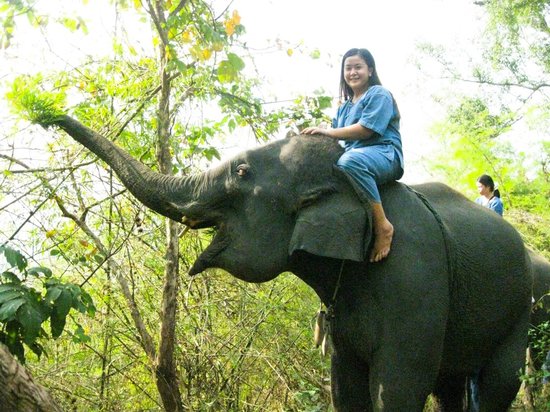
[156, 219, 183, 411]
[0, 344, 63, 412]
[152, 0, 184, 409]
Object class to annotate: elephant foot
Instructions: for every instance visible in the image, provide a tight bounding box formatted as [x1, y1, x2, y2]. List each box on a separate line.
[369, 219, 394, 263]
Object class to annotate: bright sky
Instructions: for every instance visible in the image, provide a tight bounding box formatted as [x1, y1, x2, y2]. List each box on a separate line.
[0, 0, 486, 183]
[237, 0, 485, 182]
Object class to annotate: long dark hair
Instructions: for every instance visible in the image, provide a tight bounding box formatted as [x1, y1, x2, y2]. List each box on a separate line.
[477, 174, 501, 198]
[339, 48, 400, 119]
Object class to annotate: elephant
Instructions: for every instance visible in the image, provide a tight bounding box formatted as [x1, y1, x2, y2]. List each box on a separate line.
[530, 250, 550, 333]
[42, 115, 533, 411]
[528, 250, 550, 370]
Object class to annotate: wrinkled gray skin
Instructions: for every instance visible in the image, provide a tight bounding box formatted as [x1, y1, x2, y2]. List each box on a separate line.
[530, 250, 550, 330]
[52, 115, 532, 411]
[529, 250, 550, 367]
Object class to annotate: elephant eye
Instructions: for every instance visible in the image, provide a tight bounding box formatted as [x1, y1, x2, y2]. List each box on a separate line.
[236, 164, 250, 177]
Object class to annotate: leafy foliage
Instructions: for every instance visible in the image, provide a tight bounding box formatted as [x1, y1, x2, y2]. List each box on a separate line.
[0, 0, 338, 408]
[6, 75, 67, 127]
[276, 94, 333, 135]
[0, 245, 95, 363]
[483, 0, 550, 73]
[421, 0, 550, 258]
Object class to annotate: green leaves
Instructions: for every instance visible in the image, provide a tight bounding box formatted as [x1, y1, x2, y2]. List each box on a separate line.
[0, 3, 14, 49]
[0, 245, 95, 362]
[45, 280, 95, 338]
[278, 94, 333, 133]
[217, 53, 245, 83]
[6, 75, 67, 127]
[0, 281, 49, 353]
[0, 287, 25, 321]
[1, 244, 27, 271]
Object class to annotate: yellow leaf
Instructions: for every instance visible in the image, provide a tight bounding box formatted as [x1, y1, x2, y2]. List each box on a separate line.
[212, 41, 223, 52]
[287, 48, 294, 56]
[182, 30, 192, 43]
[165, 45, 173, 60]
[224, 21, 235, 36]
[189, 44, 201, 60]
[224, 10, 241, 37]
[231, 10, 241, 26]
[201, 48, 212, 60]
[46, 230, 56, 238]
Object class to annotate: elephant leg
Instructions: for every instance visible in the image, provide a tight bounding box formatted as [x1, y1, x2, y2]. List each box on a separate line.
[477, 311, 530, 411]
[367, 345, 437, 410]
[331, 349, 372, 412]
[432, 375, 467, 412]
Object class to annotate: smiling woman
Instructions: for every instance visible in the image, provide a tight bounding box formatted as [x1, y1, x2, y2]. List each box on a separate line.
[238, 0, 485, 183]
[302, 48, 403, 263]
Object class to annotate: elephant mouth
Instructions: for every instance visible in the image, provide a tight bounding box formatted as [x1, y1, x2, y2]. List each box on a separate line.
[182, 216, 216, 229]
[188, 222, 231, 276]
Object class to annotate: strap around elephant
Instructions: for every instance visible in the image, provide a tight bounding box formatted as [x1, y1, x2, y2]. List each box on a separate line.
[404, 184, 455, 286]
[326, 260, 346, 320]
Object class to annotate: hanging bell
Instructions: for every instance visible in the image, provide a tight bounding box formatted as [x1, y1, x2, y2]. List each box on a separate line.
[321, 315, 333, 357]
[321, 330, 333, 357]
[314, 310, 326, 347]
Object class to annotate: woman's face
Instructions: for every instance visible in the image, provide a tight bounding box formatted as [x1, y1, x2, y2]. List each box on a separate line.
[343, 55, 372, 96]
[477, 182, 490, 196]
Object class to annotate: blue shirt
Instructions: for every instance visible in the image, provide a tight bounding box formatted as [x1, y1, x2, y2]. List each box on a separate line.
[332, 85, 404, 169]
[476, 196, 504, 216]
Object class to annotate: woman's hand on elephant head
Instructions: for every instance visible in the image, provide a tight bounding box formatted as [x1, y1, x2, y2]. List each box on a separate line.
[301, 126, 331, 137]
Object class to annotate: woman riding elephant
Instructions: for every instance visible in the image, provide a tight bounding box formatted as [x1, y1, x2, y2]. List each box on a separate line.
[302, 48, 403, 263]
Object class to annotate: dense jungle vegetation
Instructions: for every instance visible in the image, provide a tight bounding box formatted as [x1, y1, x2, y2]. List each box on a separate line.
[0, 0, 548, 410]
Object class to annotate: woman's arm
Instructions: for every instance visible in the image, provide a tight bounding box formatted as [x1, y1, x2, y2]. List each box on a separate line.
[301, 123, 374, 140]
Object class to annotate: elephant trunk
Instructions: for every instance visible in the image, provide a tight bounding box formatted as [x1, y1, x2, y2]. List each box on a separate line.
[55, 115, 201, 222]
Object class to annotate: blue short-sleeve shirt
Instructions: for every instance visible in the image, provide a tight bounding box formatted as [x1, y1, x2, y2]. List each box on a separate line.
[332, 85, 404, 168]
[476, 196, 504, 216]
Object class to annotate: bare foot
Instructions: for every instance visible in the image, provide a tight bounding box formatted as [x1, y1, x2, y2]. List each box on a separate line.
[369, 220, 394, 263]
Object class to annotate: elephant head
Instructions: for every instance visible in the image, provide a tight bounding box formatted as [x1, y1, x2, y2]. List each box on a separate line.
[54, 116, 371, 282]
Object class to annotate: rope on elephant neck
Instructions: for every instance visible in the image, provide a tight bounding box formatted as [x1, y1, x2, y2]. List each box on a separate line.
[314, 260, 344, 355]
[326, 259, 346, 319]
[404, 185, 455, 285]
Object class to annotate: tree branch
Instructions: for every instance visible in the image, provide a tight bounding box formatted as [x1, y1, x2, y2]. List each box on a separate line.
[145, 0, 169, 47]
[169, 0, 188, 18]
[440, 74, 550, 92]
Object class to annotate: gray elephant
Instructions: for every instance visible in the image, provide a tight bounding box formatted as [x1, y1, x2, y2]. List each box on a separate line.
[530, 250, 550, 331]
[43, 115, 532, 411]
[529, 250, 550, 370]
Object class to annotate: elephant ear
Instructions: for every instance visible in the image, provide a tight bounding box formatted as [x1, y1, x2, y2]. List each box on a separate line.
[289, 168, 372, 262]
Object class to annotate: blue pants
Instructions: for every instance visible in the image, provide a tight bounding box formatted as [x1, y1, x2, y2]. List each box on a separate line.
[336, 145, 403, 203]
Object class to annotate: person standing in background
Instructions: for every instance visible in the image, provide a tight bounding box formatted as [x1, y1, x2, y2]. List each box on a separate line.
[475, 174, 504, 216]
